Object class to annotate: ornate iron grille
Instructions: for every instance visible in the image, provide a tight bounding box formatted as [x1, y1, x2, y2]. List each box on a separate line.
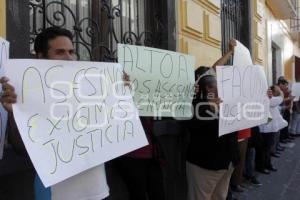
[29, 0, 165, 62]
[221, 0, 243, 54]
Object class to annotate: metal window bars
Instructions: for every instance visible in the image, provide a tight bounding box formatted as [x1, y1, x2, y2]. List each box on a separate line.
[29, 0, 165, 62]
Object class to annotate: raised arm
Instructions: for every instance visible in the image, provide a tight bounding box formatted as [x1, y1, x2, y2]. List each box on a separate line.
[212, 39, 237, 70]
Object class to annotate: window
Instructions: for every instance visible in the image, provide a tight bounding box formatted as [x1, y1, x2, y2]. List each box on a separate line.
[221, 0, 250, 56]
[29, 0, 164, 61]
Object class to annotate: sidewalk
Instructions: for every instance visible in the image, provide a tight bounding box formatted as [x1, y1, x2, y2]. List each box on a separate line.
[235, 138, 300, 200]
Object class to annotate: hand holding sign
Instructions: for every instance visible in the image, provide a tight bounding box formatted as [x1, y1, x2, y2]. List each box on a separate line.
[217, 41, 269, 136]
[0, 37, 9, 159]
[0, 76, 17, 112]
[122, 71, 131, 88]
[229, 39, 237, 53]
[118, 44, 195, 118]
[4, 59, 148, 187]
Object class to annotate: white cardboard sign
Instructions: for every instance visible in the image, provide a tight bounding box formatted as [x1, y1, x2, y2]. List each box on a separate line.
[217, 65, 270, 136]
[4, 59, 148, 187]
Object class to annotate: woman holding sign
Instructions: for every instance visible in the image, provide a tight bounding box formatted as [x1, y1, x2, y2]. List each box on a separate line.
[259, 85, 288, 173]
[186, 66, 239, 200]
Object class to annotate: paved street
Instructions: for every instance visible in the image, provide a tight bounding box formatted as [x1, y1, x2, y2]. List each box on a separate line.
[235, 138, 300, 200]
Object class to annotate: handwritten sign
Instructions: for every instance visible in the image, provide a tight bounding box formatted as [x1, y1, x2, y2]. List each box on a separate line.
[0, 37, 9, 159]
[292, 83, 300, 98]
[118, 44, 195, 118]
[4, 59, 148, 187]
[217, 65, 270, 136]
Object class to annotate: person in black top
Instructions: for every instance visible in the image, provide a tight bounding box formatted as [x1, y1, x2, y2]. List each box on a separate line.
[186, 68, 239, 200]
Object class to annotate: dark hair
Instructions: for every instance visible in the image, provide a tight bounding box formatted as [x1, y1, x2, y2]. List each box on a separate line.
[277, 76, 288, 85]
[195, 66, 210, 80]
[34, 27, 73, 58]
[270, 85, 275, 92]
[196, 75, 216, 101]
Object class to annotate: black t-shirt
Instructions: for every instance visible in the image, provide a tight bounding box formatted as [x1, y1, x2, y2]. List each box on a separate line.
[186, 100, 239, 170]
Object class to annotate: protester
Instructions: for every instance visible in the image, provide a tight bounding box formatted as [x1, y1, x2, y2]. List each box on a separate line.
[201, 39, 250, 194]
[186, 39, 239, 200]
[0, 27, 110, 200]
[244, 126, 262, 186]
[231, 82, 273, 193]
[277, 77, 294, 143]
[258, 85, 288, 173]
[230, 129, 251, 193]
[244, 90, 273, 185]
[186, 67, 239, 200]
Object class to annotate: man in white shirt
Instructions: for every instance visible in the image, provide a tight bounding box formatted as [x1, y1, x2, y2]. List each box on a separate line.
[0, 27, 109, 200]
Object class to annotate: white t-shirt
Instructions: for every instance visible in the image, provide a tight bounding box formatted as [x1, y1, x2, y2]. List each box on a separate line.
[51, 165, 109, 200]
[259, 96, 288, 133]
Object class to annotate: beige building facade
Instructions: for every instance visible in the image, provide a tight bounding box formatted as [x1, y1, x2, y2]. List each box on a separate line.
[177, 0, 300, 84]
[0, 0, 299, 83]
